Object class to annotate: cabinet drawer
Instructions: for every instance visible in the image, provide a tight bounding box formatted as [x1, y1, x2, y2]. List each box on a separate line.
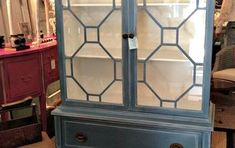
[214, 105, 235, 129]
[4, 54, 42, 102]
[42, 46, 58, 65]
[62, 119, 201, 148]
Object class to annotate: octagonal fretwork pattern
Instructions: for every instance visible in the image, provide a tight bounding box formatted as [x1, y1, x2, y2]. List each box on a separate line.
[145, 0, 196, 27]
[63, 0, 123, 104]
[63, 10, 85, 57]
[100, 10, 122, 59]
[70, 0, 113, 26]
[137, 1, 207, 110]
[179, 10, 206, 64]
[72, 44, 114, 95]
[62, 0, 207, 110]
[137, 8, 161, 60]
[145, 46, 194, 101]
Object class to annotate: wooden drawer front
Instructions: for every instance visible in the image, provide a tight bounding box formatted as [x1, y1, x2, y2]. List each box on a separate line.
[5, 54, 41, 102]
[44, 62, 59, 84]
[43, 46, 58, 65]
[62, 120, 201, 148]
[215, 105, 235, 129]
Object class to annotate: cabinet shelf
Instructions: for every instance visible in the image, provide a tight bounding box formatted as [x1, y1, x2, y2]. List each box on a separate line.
[65, 47, 191, 62]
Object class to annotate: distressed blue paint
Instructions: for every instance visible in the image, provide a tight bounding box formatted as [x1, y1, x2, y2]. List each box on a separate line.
[53, 0, 214, 147]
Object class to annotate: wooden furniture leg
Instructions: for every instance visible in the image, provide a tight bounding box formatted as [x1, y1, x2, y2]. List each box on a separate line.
[40, 94, 47, 131]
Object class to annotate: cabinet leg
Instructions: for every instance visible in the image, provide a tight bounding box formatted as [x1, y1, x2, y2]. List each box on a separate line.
[40, 94, 47, 131]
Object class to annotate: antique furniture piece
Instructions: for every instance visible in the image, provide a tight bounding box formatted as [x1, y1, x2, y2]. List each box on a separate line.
[214, 99, 235, 148]
[0, 41, 59, 131]
[0, 97, 41, 148]
[212, 46, 235, 95]
[53, 0, 214, 147]
[212, 45, 235, 148]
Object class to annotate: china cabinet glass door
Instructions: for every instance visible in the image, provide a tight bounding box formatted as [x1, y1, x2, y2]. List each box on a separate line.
[61, 0, 124, 105]
[59, 0, 211, 115]
[134, 0, 209, 113]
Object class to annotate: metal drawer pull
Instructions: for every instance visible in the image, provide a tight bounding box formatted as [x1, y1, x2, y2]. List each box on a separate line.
[75, 132, 87, 143]
[170, 143, 183, 148]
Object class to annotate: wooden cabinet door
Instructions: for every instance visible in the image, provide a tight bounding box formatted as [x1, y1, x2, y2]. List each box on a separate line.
[4, 53, 42, 102]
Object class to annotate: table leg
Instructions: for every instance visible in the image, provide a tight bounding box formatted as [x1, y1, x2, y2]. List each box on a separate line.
[39, 94, 47, 131]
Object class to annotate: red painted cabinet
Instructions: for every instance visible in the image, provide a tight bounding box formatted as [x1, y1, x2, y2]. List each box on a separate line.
[0, 42, 59, 131]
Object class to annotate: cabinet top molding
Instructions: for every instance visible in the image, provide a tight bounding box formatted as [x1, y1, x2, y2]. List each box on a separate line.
[0, 41, 57, 58]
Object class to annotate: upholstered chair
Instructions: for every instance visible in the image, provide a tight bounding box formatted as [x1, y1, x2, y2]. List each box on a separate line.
[212, 45, 235, 97]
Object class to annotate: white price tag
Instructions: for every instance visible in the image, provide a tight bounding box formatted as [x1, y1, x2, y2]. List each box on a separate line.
[51, 59, 56, 70]
[128, 37, 138, 50]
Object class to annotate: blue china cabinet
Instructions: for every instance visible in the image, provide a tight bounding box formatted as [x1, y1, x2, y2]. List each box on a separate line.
[53, 0, 214, 147]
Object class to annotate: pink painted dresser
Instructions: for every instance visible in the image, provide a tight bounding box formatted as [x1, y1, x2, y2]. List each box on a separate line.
[0, 41, 59, 131]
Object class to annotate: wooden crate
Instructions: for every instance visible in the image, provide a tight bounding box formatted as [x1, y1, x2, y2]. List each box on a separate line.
[0, 102, 42, 148]
[0, 122, 41, 148]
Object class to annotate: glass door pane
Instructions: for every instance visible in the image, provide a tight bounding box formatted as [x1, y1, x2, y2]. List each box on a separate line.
[62, 0, 123, 104]
[136, 0, 207, 110]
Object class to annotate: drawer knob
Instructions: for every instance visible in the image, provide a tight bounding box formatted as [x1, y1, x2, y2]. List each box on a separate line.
[75, 132, 87, 143]
[170, 143, 183, 148]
